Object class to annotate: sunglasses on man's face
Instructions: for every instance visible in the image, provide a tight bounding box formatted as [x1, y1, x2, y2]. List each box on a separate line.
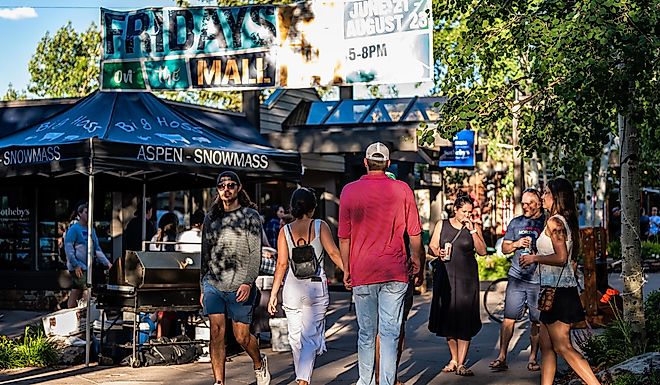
[218, 182, 238, 190]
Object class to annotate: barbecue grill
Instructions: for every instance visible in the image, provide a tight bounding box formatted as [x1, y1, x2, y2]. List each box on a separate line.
[96, 250, 202, 366]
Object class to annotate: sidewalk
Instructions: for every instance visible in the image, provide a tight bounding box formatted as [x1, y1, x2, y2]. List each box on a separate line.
[0, 291, 541, 385]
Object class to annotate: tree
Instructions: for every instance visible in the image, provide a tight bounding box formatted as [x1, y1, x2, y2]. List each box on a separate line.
[28, 22, 100, 98]
[2, 83, 26, 101]
[428, 0, 659, 344]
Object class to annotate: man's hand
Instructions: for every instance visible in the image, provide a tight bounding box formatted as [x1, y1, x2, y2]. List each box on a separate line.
[343, 273, 352, 290]
[74, 266, 83, 278]
[236, 284, 251, 302]
[517, 236, 532, 249]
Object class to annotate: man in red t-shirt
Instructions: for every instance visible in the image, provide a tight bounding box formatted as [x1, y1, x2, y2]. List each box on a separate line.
[338, 142, 424, 385]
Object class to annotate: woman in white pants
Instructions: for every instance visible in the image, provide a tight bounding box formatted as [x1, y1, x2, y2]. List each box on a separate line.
[268, 188, 343, 385]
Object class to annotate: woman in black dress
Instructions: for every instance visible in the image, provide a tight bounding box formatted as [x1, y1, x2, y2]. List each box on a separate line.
[428, 192, 488, 376]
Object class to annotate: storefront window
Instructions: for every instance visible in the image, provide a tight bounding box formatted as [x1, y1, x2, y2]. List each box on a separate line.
[37, 187, 112, 270]
[0, 188, 34, 271]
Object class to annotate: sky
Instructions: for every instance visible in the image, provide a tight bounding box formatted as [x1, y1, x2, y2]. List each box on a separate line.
[0, 1, 434, 99]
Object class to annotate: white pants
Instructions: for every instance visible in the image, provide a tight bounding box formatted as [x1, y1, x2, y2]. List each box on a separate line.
[282, 273, 329, 383]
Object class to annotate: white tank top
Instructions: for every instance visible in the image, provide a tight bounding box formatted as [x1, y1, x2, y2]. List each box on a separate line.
[537, 215, 577, 287]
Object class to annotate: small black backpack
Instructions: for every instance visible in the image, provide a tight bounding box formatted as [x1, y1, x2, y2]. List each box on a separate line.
[285, 220, 320, 279]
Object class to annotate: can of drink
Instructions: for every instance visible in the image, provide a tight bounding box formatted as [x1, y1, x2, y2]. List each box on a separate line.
[443, 242, 452, 261]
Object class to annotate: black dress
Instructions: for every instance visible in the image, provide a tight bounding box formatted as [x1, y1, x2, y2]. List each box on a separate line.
[428, 220, 482, 340]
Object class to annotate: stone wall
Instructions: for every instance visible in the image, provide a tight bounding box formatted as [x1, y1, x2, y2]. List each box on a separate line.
[0, 290, 68, 310]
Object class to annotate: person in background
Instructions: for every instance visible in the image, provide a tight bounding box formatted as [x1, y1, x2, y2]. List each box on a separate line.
[64, 203, 112, 308]
[338, 142, 425, 385]
[265, 205, 285, 248]
[149, 211, 180, 337]
[268, 187, 343, 385]
[490, 188, 545, 372]
[178, 209, 205, 253]
[520, 178, 601, 385]
[649, 206, 660, 242]
[640, 208, 650, 241]
[609, 207, 622, 241]
[150, 212, 179, 251]
[428, 191, 488, 376]
[201, 171, 270, 385]
[123, 200, 156, 254]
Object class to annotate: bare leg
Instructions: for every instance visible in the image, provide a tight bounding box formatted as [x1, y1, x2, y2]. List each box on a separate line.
[456, 339, 471, 367]
[375, 322, 406, 384]
[208, 314, 226, 384]
[446, 338, 458, 368]
[529, 322, 540, 364]
[494, 318, 515, 364]
[546, 321, 601, 385]
[232, 321, 263, 369]
[68, 288, 83, 308]
[539, 323, 556, 385]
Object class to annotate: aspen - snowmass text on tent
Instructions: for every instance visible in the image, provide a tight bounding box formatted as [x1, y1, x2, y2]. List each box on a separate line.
[136, 145, 269, 169]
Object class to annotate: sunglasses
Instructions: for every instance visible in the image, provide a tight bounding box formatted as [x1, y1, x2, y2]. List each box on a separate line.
[218, 182, 238, 190]
[523, 188, 542, 200]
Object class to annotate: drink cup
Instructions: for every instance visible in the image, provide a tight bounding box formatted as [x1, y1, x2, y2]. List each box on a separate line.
[443, 242, 452, 261]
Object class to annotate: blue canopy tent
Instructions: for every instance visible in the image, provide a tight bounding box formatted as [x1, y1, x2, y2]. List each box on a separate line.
[0, 91, 301, 364]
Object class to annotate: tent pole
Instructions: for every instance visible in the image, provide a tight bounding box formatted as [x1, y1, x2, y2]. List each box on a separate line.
[141, 180, 146, 251]
[85, 140, 94, 367]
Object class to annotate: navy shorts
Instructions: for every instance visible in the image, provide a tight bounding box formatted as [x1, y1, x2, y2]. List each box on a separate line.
[202, 282, 257, 324]
[504, 276, 541, 323]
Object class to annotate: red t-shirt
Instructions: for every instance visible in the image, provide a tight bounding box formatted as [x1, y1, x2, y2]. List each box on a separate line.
[338, 173, 422, 286]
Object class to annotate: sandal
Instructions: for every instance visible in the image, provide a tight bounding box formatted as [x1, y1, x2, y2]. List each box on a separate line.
[527, 361, 541, 372]
[489, 359, 508, 371]
[455, 365, 474, 376]
[441, 360, 458, 373]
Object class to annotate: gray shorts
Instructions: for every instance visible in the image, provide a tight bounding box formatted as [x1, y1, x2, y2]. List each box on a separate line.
[504, 276, 540, 323]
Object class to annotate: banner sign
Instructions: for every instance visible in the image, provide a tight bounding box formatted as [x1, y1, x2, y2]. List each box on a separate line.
[100, 0, 432, 91]
[439, 130, 476, 168]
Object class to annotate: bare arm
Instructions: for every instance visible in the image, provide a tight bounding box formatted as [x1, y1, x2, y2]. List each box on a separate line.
[339, 238, 351, 289]
[520, 218, 569, 267]
[320, 221, 343, 271]
[268, 228, 290, 315]
[429, 220, 443, 256]
[409, 233, 425, 286]
[501, 239, 518, 254]
[471, 224, 488, 256]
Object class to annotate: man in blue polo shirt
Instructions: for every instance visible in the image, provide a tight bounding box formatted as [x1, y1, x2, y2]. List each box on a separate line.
[490, 188, 545, 372]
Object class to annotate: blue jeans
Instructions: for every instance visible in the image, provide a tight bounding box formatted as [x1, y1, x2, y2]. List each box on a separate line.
[352, 281, 408, 385]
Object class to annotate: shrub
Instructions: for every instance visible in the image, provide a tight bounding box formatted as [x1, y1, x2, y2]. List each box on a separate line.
[0, 326, 59, 369]
[608, 240, 660, 260]
[645, 290, 660, 352]
[610, 370, 660, 385]
[582, 289, 660, 368]
[478, 254, 511, 281]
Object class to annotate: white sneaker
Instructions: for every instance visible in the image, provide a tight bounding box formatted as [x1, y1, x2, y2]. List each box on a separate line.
[255, 353, 271, 385]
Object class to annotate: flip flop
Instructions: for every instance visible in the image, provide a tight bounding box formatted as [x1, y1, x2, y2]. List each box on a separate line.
[527, 361, 541, 371]
[442, 360, 458, 373]
[489, 359, 508, 371]
[455, 365, 474, 376]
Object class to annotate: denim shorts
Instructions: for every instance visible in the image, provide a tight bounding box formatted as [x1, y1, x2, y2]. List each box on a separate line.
[504, 276, 541, 323]
[202, 282, 257, 324]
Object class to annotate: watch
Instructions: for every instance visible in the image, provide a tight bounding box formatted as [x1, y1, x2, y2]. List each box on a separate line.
[469, 229, 478, 234]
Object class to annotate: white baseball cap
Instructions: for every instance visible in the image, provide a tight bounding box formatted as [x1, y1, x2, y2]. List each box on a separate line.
[365, 142, 390, 161]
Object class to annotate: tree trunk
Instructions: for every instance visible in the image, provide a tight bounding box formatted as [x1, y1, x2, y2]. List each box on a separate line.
[528, 151, 540, 188]
[584, 158, 594, 227]
[512, 88, 524, 215]
[594, 135, 614, 227]
[618, 112, 645, 345]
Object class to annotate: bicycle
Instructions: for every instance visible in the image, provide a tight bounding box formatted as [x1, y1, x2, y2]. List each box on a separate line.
[482, 276, 530, 324]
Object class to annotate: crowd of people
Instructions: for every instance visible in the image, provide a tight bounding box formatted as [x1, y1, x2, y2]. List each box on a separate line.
[64, 141, 605, 385]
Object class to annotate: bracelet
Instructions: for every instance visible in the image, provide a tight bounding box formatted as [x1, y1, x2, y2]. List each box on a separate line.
[469, 229, 478, 234]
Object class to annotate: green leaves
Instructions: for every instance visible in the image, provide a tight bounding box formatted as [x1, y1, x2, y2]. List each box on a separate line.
[27, 22, 100, 98]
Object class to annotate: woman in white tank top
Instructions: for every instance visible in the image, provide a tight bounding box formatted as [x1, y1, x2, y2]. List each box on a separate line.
[519, 178, 600, 385]
[268, 188, 344, 385]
